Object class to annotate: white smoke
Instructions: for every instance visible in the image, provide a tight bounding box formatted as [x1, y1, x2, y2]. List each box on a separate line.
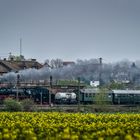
[1, 59, 140, 85]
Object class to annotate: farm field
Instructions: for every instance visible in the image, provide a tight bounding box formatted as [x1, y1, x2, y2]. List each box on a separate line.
[0, 112, 140, 140]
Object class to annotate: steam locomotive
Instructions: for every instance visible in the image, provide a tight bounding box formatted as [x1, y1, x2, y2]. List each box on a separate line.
[0, 86, 54, 104]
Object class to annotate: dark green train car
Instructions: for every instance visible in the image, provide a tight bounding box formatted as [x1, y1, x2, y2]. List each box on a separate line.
[112, 90, 140, 104]
[79, 88, 97, 104]
[79, 88, 113, 104]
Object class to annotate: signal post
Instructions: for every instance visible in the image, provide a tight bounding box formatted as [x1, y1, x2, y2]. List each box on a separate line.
[49, 75, 52, 107]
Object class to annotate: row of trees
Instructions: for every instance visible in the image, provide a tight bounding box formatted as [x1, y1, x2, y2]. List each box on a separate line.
[44, 59, 64, 69]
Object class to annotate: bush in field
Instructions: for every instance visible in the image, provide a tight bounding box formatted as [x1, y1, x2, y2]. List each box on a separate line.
[20, 99, 35, 111]
[4, 98, 23, 111]
[95, 88, 111, 105]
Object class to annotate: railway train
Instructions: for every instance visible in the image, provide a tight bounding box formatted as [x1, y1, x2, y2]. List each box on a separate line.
[78, 88, 140, 105]
[0, 86, 140, 105]
[55, 88, 140, 105]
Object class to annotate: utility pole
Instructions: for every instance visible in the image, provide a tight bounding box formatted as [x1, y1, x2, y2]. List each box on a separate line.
[99, 57, 102, 87]
[78, 77, 80, 112]
[49, 75, 52, 106]
[16, 74, 20, 101]
[40, 92, 42, 105]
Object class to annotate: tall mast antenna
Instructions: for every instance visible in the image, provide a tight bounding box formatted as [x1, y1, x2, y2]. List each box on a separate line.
[20, 38, 22, 56]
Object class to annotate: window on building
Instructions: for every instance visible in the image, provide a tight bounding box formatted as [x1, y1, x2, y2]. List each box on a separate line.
[85, 93, 88, 97]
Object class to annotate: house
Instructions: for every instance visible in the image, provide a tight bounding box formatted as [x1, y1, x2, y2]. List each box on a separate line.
[0, 59, 43, 75]
[62, 61, 75, 67]
[44, 60, 75, 69]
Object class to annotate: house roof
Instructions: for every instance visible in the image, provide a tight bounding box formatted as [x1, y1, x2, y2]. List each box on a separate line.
[80, 88, 99, 93]
[112, 90, 140, 94]
[0, 65, 9, 73]
[63, 61, 75, 66]
[0, 60, 43, 74]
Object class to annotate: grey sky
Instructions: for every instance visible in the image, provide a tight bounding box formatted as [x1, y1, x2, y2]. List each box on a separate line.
[0, 0, 140, 63]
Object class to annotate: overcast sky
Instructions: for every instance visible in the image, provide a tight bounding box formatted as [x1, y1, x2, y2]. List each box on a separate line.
[0, 0, 140, 63]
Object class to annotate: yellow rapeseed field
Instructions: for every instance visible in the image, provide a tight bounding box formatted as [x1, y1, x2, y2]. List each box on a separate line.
[0, 112, 140, 140]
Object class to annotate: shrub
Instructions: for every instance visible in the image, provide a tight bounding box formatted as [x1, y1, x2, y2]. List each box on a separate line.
[20, 99, 36, 111]
[4, 98, 23, 112]
[94, 88, 110, 105]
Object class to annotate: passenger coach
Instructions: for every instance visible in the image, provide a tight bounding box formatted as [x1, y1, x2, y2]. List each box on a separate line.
[112, 90, 140, 104]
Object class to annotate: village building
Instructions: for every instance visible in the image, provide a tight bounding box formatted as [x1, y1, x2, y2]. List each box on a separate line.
[0, 56, 43, 75]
